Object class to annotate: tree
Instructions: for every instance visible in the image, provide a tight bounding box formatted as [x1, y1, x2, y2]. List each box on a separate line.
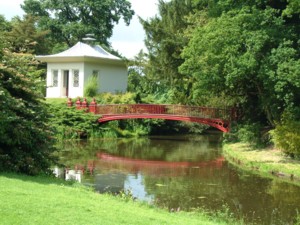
[283, 0, 300, 16]
[6, 15, 50, 54]
[21, 0, 134, 48]
[180, 4, 300, 126]
[127, 51, 154, 98]
[0, 15, 11, 33]
[141, 0, 194, 104]
[0, 15, 12, 53]
[0, 50, 56, 175]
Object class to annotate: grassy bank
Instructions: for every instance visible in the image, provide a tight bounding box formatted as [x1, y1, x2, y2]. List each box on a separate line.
[0, 173, 238, 225]
[223, 143, 300, 185]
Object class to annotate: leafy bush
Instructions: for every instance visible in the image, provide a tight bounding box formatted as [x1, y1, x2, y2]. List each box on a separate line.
[237, 123, 262, 145]
[95, 92, 136, 104]
[47, 100, 99, 140]
[223, 122, 268, 147]
[84, 75, 98, 97]
[0, 53, 56, 175]
[270, 112, 300, 158]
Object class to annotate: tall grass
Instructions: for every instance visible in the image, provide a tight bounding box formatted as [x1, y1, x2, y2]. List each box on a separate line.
[84, 75, 98, 97]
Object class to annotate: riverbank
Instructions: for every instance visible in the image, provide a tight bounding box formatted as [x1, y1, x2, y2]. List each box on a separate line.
[0, 173, 239, 225]
[223, 143, 300, 186]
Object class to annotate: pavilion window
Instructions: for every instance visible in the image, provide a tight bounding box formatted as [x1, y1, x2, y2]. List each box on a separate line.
[92, 70, 99, 78]
[52, 70, 58, 87]
[73, 70, 79, 87]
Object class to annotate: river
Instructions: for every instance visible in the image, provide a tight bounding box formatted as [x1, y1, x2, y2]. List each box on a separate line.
[54, 133, 300, 225]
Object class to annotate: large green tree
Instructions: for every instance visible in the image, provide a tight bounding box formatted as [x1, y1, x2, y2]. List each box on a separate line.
[0, 15, 12, 52]
[0, 50, 56, 175]
[141, 0, 194, 104]
[6, 15, 50, 54]
[21, 0, 134, 48]
[180, 1, 300, 126]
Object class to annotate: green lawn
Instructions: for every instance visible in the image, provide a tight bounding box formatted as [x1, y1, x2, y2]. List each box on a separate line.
[223, 143, 300, 185]
[0, 173, 235, 225]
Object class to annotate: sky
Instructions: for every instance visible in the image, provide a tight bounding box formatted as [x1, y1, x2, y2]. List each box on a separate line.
[0, 0, 160, 59]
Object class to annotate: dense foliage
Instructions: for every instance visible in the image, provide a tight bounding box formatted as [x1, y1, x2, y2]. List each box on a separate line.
[180, 3, 300, 126]
[46, 99, 99, 140]
[270, 112, 300, 158]
[84, 76, 98, 98]
[0, 51, 56, 175]
[133, 0, 300, 156]
[0, 1, 135, 174]
[21, 0, 134, 51]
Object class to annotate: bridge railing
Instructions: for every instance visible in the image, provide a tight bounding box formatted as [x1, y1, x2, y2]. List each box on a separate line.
[95, 104, 233, 120]
[68, 98, 237, 121]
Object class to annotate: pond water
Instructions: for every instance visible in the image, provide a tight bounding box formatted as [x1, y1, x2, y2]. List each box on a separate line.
[54, 134, 300, 225]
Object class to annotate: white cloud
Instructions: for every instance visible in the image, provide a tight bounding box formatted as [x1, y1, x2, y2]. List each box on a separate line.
[111, 40, 146, 58]
[110, 0, 159, 58]
[109, 15, 146, 59]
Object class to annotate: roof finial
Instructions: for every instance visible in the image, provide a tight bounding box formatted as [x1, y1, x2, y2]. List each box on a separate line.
[82, 34, 96, 46]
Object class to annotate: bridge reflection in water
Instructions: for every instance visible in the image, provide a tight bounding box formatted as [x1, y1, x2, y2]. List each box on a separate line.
[54, 152, 225, 194]
[96, 153, 224, 177]
[54, 137, 300, 224]
[68, 98, 238, 132]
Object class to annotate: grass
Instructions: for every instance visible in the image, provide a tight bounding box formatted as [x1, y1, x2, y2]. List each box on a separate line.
[45, 98, 69, 105]
[223, 143, 300, 185]
[0, 173, 237, 225]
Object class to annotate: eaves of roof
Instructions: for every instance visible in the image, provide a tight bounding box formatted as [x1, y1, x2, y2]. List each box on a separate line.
[36, 55, 126, 66]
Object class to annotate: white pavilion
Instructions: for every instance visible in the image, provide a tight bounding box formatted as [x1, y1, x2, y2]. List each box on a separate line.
[36, 42, 128, 98]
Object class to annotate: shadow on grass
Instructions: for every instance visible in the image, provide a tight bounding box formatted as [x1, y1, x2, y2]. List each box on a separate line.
[0, 172, 76, 187]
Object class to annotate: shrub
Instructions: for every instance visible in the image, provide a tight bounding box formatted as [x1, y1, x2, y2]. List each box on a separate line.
[223, 122, 268, 147]
[84, 76, 98, 97]
[237, 123, 262, 145]
[0, 55, 56, 175]
[270, 112, 300, 158]
[95, 92, 137, 104]
[47, 100, 99, 140]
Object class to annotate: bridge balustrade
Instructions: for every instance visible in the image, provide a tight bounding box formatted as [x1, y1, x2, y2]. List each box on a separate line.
[93, 104, 232, 120]
[68, 98, 236, 120]
[68, 98, 237, 132]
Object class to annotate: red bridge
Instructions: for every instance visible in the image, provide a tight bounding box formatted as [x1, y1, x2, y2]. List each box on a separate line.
[68, 98, 238, 132]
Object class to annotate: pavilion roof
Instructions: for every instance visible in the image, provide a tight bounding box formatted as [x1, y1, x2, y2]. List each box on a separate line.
[36, 42, 122, 63]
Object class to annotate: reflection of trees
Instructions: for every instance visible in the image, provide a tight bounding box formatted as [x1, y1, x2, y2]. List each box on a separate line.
[55, 136, 300, 224]
[99, 135, 221, 161]
[266, 180, 300, 223]
[143, 166, 232, 211]
[143, 168, 300, 224]
[56, 135, 223, 167]
[55, 140, 99, 167]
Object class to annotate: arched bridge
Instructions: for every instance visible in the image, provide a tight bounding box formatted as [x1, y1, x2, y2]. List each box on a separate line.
[68, 98, 238, 133]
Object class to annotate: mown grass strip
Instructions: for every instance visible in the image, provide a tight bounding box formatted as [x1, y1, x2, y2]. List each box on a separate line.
[223, 143, 300, 186]
[0, 173, 235, 225]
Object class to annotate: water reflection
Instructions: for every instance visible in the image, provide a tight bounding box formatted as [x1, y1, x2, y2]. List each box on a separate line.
[53, 167, 83, 182]
[55, 135, 300, 225]
[96, 153, 224, 177]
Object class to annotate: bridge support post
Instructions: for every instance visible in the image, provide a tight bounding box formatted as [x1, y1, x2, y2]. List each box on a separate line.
[89, 98, 97, 114]
[81, 98, 88, 112]
[75, 98, 81, 109]
[67, 98, 73, 107]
